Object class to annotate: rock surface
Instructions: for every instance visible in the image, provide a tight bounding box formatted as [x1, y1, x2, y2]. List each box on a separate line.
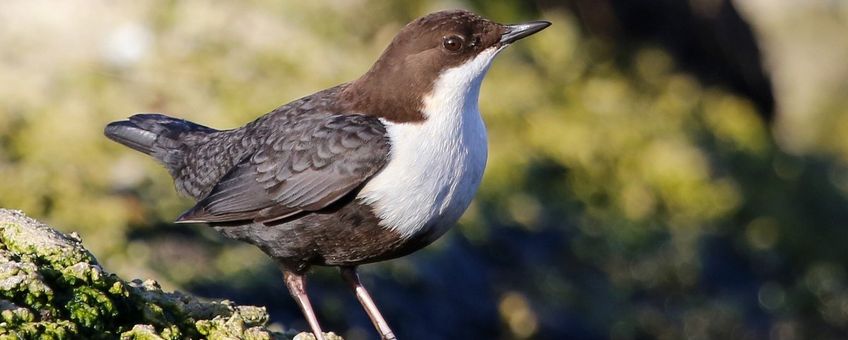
[0, 209, 341, 340]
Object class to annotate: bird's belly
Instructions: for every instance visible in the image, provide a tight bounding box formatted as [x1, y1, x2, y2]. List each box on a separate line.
[357, 116, 488, 241]
[213, 200, 439, 268]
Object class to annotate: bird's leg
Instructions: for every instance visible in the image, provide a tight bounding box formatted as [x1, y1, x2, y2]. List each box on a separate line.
[283, 270, 326, 340]
[340, 266, 397, 340]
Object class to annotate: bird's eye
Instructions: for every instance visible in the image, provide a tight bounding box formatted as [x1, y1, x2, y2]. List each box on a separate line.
[443, 35, 464, 52]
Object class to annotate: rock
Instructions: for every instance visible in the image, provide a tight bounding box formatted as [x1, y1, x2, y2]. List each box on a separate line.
[0, 209, 340, 339]
[292, 332, 344, 340]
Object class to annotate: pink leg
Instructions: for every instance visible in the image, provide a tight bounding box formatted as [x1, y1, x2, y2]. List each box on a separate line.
[283, 270, 326, 340]
[340, 267, 397, 340]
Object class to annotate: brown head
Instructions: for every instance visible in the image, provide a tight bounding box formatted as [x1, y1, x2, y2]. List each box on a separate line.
[339, 10, 550, 122]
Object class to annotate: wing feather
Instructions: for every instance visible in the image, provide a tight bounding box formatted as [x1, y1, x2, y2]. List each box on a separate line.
[176, 114, 389, 223]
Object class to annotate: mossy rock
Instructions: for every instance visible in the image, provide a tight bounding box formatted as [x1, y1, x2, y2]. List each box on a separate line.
[0, 209, 341, 340]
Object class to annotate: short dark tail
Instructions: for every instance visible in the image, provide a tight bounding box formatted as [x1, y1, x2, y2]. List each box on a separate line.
[104, 113, 217, 170]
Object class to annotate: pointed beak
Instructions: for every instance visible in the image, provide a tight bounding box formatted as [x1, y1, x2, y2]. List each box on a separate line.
[499, 21, 551, 45]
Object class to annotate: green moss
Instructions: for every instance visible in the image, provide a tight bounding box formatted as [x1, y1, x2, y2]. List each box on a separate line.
[0, 212, 94, 270]
[1, 300, 34, 324]
[66, 286, 118, 331]
[120, 325, 165, 340]
[0, 209, 334, 339]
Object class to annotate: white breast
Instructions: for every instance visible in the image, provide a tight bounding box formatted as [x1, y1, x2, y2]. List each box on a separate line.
[358, 47, 501, 240]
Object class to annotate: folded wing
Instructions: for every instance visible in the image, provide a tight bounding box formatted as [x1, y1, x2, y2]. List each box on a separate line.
[176, 114, 390, 224]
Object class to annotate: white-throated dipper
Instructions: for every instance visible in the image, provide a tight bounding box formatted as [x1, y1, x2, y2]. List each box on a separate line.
[105, 9, 549, 340]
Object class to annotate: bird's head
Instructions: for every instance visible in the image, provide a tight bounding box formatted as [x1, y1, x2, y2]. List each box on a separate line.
[341, 10, 550, 122]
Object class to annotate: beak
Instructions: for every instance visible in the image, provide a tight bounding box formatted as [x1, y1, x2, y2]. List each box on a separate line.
[499, 21, 551, 45]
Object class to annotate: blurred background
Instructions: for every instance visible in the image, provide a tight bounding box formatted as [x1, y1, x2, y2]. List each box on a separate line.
[2, 0, 848, 339]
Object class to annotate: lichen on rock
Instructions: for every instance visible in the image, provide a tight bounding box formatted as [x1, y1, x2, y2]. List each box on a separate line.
[0, 209, 339, 339]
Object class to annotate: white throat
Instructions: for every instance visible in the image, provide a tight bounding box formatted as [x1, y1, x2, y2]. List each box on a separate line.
[358, 47, 501, 239]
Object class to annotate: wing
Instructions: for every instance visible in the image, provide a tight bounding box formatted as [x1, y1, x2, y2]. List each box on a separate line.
[175, 114, 390, 224]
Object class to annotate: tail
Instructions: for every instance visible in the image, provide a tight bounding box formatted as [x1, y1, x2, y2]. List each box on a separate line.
[104, 113, 217, 170]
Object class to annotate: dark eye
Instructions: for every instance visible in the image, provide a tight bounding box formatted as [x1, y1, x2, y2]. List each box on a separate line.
[443, 35, 464, 52]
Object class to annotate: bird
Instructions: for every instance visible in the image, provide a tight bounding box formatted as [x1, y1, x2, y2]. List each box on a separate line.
[105, 9, 549, 340]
